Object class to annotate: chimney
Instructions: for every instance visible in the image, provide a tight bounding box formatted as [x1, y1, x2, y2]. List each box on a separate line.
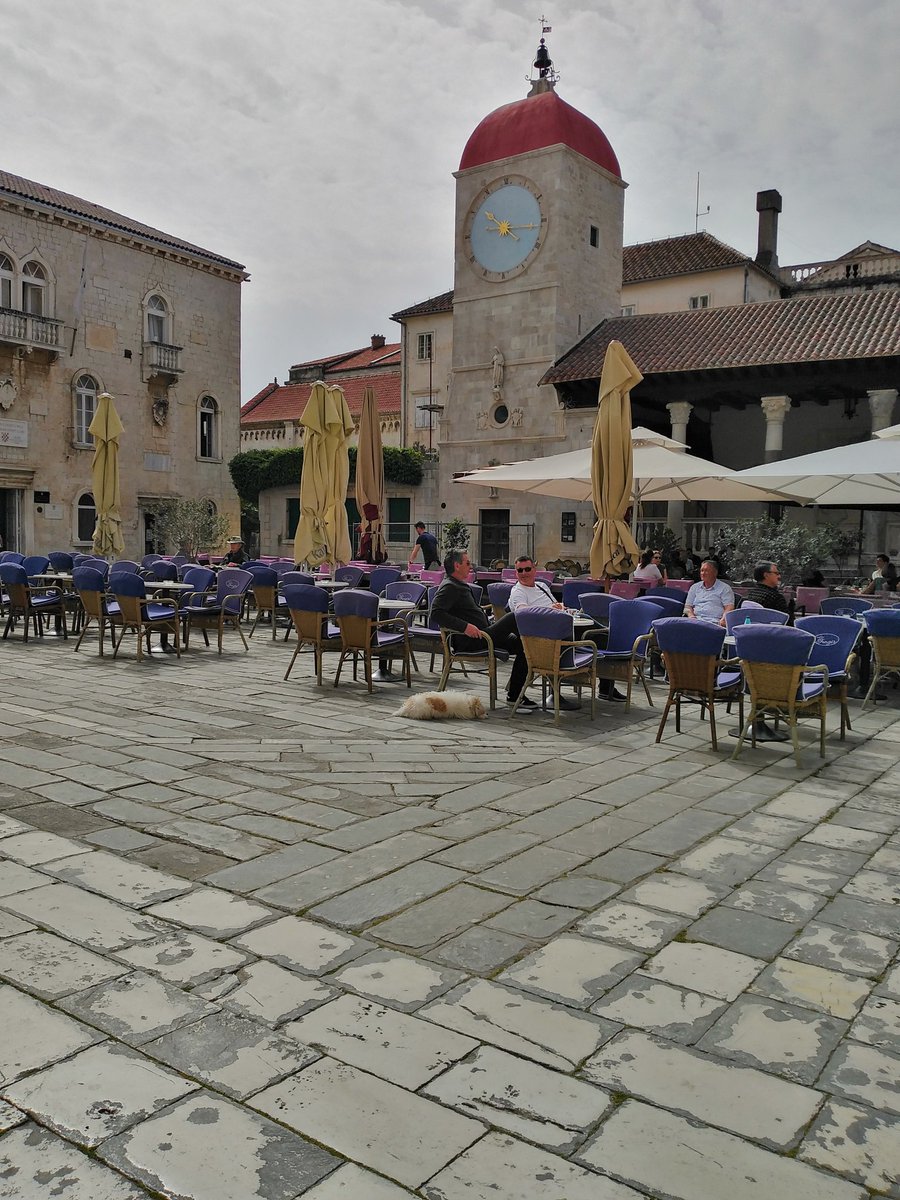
[755, 189, 782, 272]
[371, 334, 386, 350]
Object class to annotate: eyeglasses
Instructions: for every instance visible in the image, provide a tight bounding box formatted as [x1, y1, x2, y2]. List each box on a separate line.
[515, 565, 534, 573]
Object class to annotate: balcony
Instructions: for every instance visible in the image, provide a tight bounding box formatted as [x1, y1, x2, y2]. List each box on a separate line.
[0, 307, 63, 355]
[142, 340, 183, 382]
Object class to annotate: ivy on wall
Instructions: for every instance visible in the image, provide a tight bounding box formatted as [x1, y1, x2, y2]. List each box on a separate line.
[229, 446, 425, 505]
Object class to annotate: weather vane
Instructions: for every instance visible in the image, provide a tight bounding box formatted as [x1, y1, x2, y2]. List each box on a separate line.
[529, 15, 559, 85]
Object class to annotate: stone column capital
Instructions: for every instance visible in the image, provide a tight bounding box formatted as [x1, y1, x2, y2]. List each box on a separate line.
[760, 395, 792, 423]
[867, 388, 897, 432]
[666, 401, 694, 425]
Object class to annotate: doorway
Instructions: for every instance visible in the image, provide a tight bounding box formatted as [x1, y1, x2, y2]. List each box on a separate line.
[480, 509, 510, 566]
[0, 488, 22, 552]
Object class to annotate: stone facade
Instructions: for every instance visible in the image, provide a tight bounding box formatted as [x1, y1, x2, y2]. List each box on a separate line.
[0, 174, 245, 556]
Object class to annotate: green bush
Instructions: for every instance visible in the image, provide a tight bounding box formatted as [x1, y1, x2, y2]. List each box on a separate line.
[717, 518, 861, 585]
[229, 446, 425, 503]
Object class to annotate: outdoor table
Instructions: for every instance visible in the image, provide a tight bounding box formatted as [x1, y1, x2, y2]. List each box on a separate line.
[31, 572, 73, 584]
[143, 580, 196, 593]
[378, 599, 417, 614]
[314, 579, 349, 590]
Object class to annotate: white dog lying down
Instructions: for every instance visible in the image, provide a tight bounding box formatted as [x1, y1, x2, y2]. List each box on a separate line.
[396, 692, 487, 720]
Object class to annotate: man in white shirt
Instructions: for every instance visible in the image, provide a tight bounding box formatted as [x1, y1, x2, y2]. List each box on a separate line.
[508, 557, 624, 703]
[685, 559, 735, 626]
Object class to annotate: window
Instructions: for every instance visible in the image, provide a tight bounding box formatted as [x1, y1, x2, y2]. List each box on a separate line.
[0, 254, 12, 309]
[620, 304, 636, 317]
[416, 332, 433, 361]
[561, 512, 576, 543]
[689, 294, 710, 309]
[387, 497, 411, 544]
[198, 396, 219, 459]
[22, 261, 46, 316]
[414, 395, 436, 429]
[147, 294, 168, 343]
[493, 403, 509, 426]
[76, 492, 96, 543]
[74, 375, 98, 445]
[589, 225, 599, 248]
[287, 498, 300, 539]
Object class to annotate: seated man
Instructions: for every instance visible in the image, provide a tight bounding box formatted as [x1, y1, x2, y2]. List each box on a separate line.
[508, 555, 623, 702]
[859, 553, 898, 595]
[221, 536, 248, 566]
[431, 549, 539, 712]
[684, 559, 734, 626]
[744, 561, 790, 613]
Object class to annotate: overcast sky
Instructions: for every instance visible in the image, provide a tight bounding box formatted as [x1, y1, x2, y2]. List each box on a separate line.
[4, 1, 897, 400]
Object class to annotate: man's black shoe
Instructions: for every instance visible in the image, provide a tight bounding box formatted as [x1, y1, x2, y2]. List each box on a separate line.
[509, 695, 537, 711]
[603, 688, 627, 703]
[553, 695, 580, 712]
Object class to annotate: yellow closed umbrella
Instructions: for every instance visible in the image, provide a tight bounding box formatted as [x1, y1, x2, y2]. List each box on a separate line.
[589, 341, 642, 580]
[294, 381, 355, 568]
[355, 385, 386, 564]
[89, 392, 125, 559]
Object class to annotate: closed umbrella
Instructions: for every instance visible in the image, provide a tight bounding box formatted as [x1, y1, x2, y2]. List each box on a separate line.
[89, 392, 125, 559]
[355, 385, 386, 564]
[294, 381, 355, 568]
[590, 341, 643, 578]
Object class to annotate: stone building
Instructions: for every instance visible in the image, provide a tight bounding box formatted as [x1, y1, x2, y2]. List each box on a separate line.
[0, 170, 245, 556]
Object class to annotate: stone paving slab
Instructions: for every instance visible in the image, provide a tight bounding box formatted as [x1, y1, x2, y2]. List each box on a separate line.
[0, 984, 102, 1085]
[98, 1091, 337, 1200]
[57, 970, 221, 1044]
[0, 1122, 153, 1199]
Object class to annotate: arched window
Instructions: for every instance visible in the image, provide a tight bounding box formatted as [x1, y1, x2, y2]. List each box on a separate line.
[74, 375, 98, 446]
[198, 395, 219, 460]
[22, 261, 47, 316]
[0, 254, 12, 310]
[146, 294, 168, 343]
[76, 492, 96, 544]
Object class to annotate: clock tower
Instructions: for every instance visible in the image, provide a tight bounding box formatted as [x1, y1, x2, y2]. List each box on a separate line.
[442, 37, 626, 563]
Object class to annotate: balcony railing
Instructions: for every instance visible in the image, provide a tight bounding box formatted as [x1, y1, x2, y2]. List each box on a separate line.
[0, 307, 63, 350]
[782, 254, 900, 286]
[637, 517, 741, 556]
[143, 340, 183, 376]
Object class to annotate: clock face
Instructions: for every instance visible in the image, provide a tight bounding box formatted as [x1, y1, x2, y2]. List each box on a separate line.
[465, 176, 547, 281]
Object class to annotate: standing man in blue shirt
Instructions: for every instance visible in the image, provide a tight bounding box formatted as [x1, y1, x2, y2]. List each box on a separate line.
[409, 522, 440, 570]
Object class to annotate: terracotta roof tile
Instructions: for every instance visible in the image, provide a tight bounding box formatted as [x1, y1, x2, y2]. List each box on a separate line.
[391, 291, 455, 321]
[623, 232, 751, 284]
[0, 168, 245, 271]
[241, 374, 401, 425]
[288, 342, 401, 373]
[541, 289, 900, 385]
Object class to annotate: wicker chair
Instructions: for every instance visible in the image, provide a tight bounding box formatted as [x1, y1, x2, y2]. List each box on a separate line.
[332, 588, 410, 692]
[652, 617, 743, 749]
[282, 584, 341, 685]
[731, 625, 827, 767]
[861, 610, 900, 710]
[514, 607, 598, 724]
[795, 615, 862, 738]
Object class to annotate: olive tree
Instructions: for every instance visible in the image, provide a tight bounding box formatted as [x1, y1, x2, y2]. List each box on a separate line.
[146, 499, 230, 559]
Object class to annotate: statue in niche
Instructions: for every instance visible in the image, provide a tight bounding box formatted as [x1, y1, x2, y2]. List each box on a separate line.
[476, 410, 489, 430]
[445, 370, 454, 406]
[151, 394, 169, 427]
[490, 346, 504, 398]
[0, 377, 17, 411]
[510, 407, 524, 427]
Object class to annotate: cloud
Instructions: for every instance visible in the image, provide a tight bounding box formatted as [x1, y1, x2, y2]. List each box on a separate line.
[2, 0, 897, 398]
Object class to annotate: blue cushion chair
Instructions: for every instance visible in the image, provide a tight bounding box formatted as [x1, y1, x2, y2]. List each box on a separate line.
[246, 565, 285, 640]
[861, 609, 900, 710]
[561, 579, 605, 610]
[514, 606, 599, 724]
[333, 566, 365, 587]
[405, 584, 444, 674]
[109, 571, 180, 661]
[332, 588, 411, 692]
[725, 608, 790, 634]
[652, 617, 743, 750]
[22, 555, 50, 583]
[819, 597, 873, 618]
[281, 571, 316, 587]
[181, 568, 252, 653]
[367, 566, 403, 596]
[282, 584, 341, 685]
[111, 560, 140, 574]
[47, 552, 74, 572]
[795, 615, 862, 738]
[578, 592, 624, 625]
[593, 598, 663, 710]
[731, 624, 827, 766]
[147, 559, 179, 583]
[487, 581, 514, 621]
[0, 562, 67, 641]
[72, 566, 121, 655]
[644, 585, 689, 609]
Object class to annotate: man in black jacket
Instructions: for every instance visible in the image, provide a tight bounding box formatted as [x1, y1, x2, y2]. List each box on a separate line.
[744, 562, 790, 614]
[431, 549, 543, 711]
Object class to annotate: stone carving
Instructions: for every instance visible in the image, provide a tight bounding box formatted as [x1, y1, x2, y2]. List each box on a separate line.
[476, 410, 489, 430]
[491, 346, 504, 398]
[151, 394, 169, 427]
[510, 407, 524, 427]
[0, 377, 17, 411]
[445, 370, 454, 406]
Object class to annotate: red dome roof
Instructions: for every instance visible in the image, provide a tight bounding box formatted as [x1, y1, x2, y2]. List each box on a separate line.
[459, 89, 620, 178]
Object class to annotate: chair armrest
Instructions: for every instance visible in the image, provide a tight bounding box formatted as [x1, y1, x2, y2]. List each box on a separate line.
[632, 631, 654, 656]
[375, 617, 408, 636]
[803, 664, 830, 686]
[720, 656, 742, 669]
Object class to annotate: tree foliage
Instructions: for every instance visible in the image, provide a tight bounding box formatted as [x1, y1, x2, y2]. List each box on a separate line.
[441, 517, 470, 553]
[229, 446, 425, 504]
[145, 498, 231, 558]
[716, 518, 861, 584]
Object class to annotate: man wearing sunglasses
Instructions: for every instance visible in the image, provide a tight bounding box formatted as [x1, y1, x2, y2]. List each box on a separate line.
[744, 561, 790, 614]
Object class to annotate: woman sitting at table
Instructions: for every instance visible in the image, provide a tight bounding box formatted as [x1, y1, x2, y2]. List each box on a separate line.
[631, 549, 666, 586]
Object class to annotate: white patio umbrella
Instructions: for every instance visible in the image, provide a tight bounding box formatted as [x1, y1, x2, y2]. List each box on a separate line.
[457, 427, 793, 519]
[873, 423, 900, 439]
[735, 437, 900, 505]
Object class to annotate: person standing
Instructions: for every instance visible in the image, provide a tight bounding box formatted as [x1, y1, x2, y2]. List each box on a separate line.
[408, 522, 440, 570]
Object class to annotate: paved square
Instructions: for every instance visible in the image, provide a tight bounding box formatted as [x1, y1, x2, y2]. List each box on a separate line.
[0, 629, 897, 1198]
